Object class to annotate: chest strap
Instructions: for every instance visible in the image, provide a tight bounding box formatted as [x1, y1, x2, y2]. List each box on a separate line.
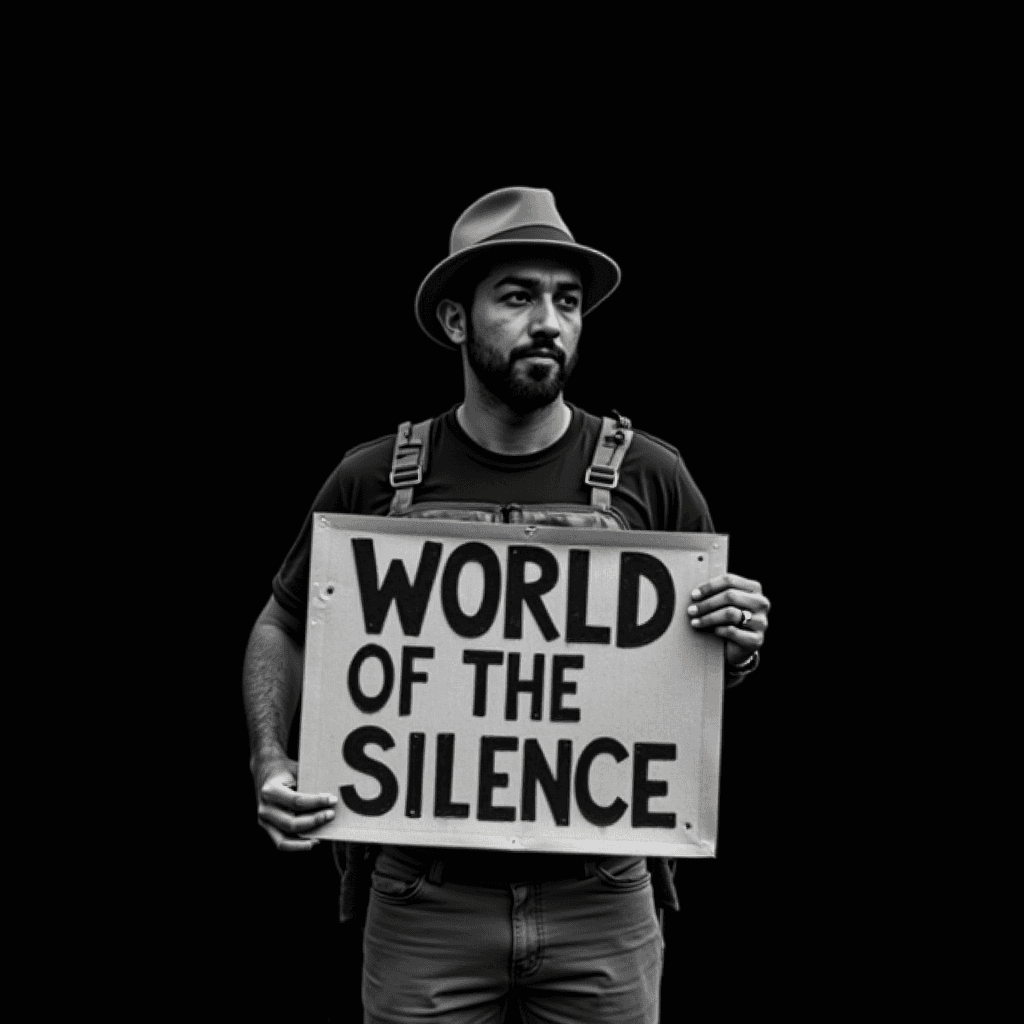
[388, 419, 432, 515]
[389, 412, 632, 514]
[586, 412, 634, 509]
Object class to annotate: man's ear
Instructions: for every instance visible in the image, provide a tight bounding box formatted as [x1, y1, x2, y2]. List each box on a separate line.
[436, 299, 468, 346]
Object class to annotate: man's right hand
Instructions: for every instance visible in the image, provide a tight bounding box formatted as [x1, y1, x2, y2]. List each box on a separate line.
[254, 755, 338, 852]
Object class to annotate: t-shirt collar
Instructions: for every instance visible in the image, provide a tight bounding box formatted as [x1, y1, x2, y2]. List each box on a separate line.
[445, 402, 582, 468]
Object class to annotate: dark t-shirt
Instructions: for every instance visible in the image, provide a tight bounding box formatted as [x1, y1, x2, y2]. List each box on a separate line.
[273, 403, 713, 623]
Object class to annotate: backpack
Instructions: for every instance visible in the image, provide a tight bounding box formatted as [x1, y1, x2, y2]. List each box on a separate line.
[335, 412, 679, 922]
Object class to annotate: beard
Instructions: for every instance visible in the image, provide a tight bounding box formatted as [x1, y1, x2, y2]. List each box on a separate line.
[465, 331, 580, 414]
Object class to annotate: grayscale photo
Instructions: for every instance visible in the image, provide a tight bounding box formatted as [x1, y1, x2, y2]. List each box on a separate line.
[179, 167, 830, 1021]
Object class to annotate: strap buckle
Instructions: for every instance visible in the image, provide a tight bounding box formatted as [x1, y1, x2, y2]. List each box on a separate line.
[389, 464, 423, 488]
[584, 465, 619, 489]
[390, 436, 423, 488]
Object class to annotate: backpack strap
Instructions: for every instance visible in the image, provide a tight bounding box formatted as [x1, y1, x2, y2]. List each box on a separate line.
[388, 418, 432, 515]
[334, 841, 381, 926]
[585, 411, 634, 509]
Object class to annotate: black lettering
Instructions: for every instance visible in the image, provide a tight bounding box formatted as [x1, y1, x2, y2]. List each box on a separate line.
[574, 737, 629, 826]
[505, 653, 544, 721]
[399, 645, 434, 716]
[616, 552, 676, 649]
[521, 738, 572, 825]
[632, 743, 677, 828]
[347, 644, 394, 714]
[433, 733, 470, 818]
[566, 550, 611, 644]
[351, 538, 442, 636]
[405, 732, 425, 818]
[550, 654, 583, 723]
[477, 736, 518, 822]
[340, 726, 398, 816]
[440, 542, 502, 638]
[504, 546, 560, 641]
[463, 649, 504, 717]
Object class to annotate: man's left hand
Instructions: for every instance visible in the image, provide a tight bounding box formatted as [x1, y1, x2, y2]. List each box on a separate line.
[687, 572, 770, 666]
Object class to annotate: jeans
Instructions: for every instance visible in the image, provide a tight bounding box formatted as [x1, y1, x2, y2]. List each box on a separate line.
[363, 847, 663, 1023]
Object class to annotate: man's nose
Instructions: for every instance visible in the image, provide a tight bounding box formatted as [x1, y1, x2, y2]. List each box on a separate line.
[529, 295, 561, 338]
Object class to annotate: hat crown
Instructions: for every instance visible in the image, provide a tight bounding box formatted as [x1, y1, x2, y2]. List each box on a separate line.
[450, 187, 575, 255]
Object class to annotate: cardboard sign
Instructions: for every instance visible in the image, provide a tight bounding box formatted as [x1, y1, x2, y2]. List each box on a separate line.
[297, 514, 727, 858]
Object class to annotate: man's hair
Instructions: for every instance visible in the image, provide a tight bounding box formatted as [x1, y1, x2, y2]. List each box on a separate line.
[443, 269, 480, 327]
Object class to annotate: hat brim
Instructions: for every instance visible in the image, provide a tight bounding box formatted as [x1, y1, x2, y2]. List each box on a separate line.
[414, 239, 622, 349]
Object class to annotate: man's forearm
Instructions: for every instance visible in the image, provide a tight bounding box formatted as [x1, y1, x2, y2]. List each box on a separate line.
[242, 619, 304, 770]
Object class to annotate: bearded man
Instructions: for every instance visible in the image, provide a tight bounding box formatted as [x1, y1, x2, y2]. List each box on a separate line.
[243, 187, 771, 1023]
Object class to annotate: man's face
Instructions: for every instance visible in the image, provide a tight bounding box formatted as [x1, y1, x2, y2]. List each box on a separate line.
[463, 258, 584, 413]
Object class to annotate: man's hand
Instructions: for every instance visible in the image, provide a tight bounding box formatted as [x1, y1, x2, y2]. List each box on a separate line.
[686, 572, 770, 667]
[254, 755, 338, 852]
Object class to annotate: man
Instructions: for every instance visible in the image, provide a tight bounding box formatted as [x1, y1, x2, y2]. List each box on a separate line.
[243, 187, 771, 1022]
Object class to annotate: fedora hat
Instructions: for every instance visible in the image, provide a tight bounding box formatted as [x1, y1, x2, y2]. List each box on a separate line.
[415, 187, 621, 349]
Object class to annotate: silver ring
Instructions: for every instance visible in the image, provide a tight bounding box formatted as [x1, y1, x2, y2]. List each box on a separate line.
[739, 609, 752, 627]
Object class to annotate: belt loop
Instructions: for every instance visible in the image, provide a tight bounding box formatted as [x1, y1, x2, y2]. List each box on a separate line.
[583, 857, 598, 878]
[427, 858, 445, 885]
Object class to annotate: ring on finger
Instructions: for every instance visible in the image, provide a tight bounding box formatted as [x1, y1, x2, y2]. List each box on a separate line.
[738, 609, 752, 627]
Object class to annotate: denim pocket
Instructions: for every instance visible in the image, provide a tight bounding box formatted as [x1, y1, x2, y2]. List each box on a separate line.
[594, 856, 651, 893]
[370, 868, 427, 905]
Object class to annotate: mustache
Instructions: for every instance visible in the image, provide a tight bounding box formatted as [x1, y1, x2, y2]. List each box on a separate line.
[511, 342, 566, 367]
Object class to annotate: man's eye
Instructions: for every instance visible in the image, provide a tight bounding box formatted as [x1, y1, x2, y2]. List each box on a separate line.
[557, 295, 580, 309]
[503, 291, 531, 304]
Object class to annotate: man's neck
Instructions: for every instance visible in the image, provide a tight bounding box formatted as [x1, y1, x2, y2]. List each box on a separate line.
[457, 394, 572, 456]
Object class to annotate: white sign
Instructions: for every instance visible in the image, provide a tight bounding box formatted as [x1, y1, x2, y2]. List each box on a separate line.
[298, 514, 727, 857]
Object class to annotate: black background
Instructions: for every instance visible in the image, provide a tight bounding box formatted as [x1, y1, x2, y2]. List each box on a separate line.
[156, 153, 855, 1016]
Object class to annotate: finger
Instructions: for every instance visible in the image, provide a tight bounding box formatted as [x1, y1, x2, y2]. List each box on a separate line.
[690, 608, 768, 631]
[258, 818, 320, 853]
[261, 780, 339, 812]
[687, 589, 771, 619]
[691, 573, 763, 601]
[713, 625, 766, 647]
[259, 802, 336, 835]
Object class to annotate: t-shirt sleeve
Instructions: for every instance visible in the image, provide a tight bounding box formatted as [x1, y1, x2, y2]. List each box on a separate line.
[618, 428, 715, 533]
[673, 455, 715, 533]
[271, 469, 348, 622]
